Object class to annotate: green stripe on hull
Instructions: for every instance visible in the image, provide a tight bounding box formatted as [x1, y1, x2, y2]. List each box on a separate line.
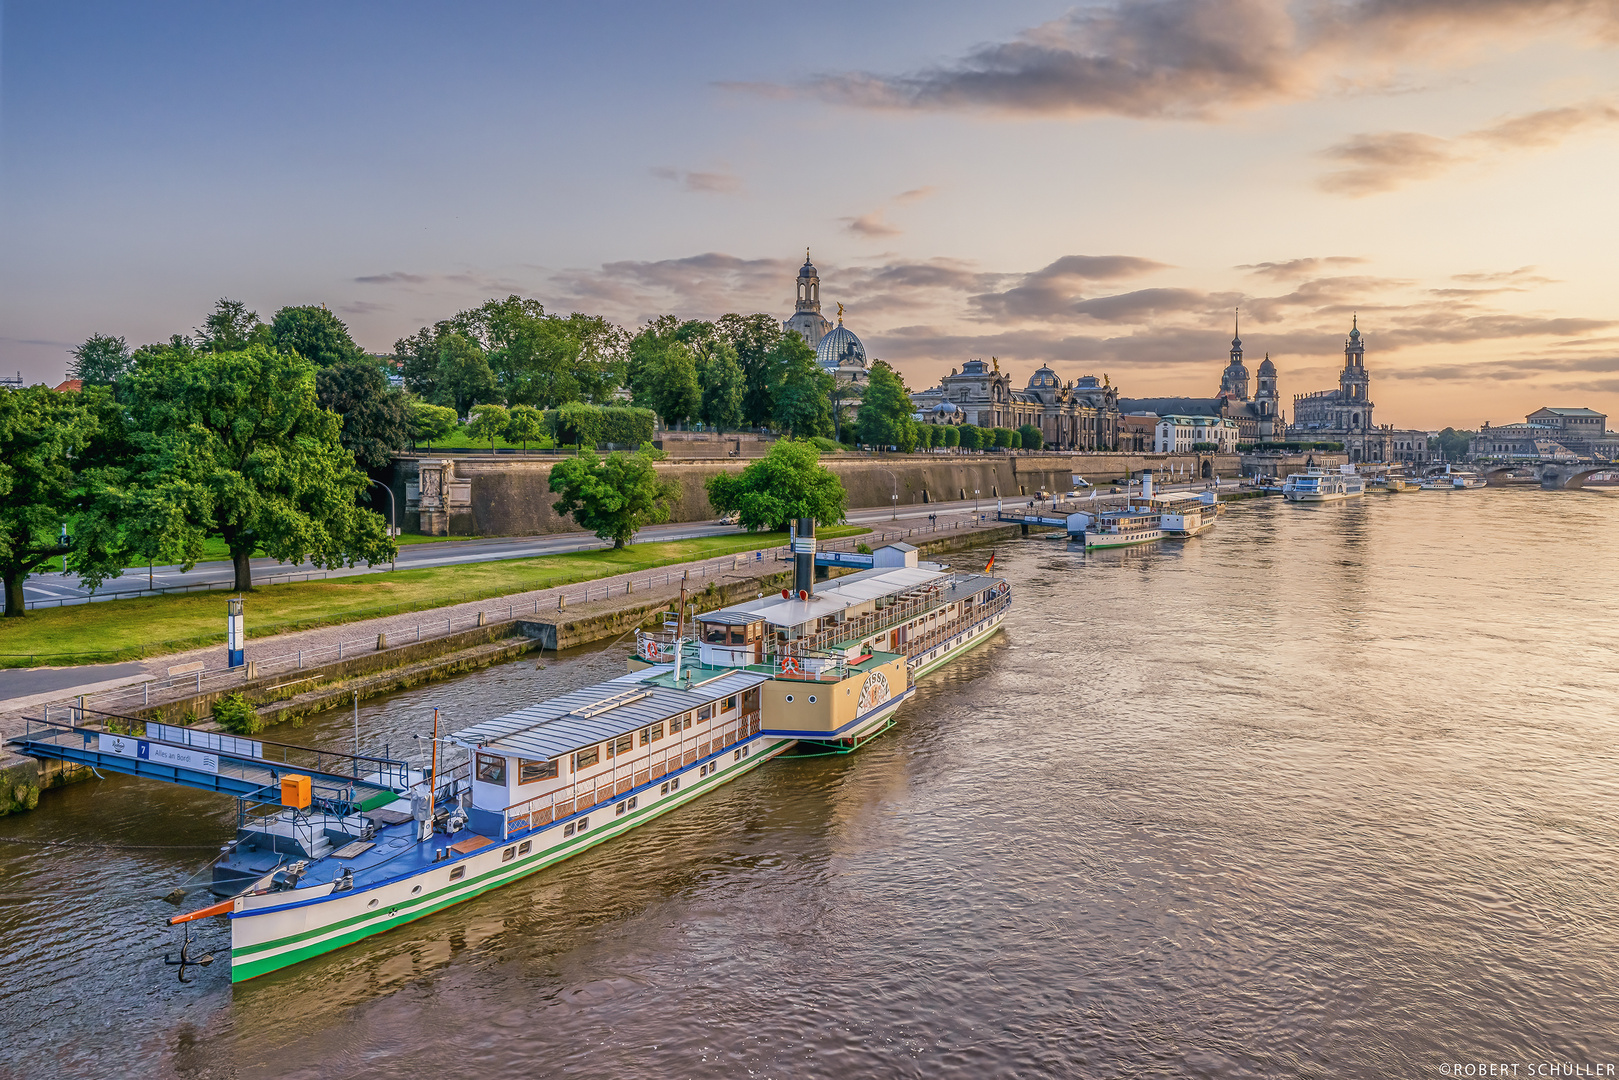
[231, 738, 794, 982]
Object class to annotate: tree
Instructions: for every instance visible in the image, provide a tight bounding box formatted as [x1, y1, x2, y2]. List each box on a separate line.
[1017, 424, 1044, 452]
[0, 386, 122, 616]
[316, 358, 411, 469]
[959, 424, 982, 450]
[941, 425, 960, 449]
[705, 439, 846, 533]
[992, 427, 1014, 449]
[435, 331, 498, 416]
[270, 305, 365, 367]
[548, 448, 677, 548]
[197, 299, 265, 353]
[716, 312, 784, 427]
[409, 402, 458, 448]
[468, 404, 510, 450]
[916, 424, 936, 450]
[653, 342, 702, 428]
[68, 334, 132, 388]
[699, 345, 745, 434]
[109, 343, 395, 591]
[771, 335, 833, 439]
[1429, 427, 1475, 461]
[506, 404, 545, 452]
[450, 297, 625, 407]
[856, 360, 914, 450]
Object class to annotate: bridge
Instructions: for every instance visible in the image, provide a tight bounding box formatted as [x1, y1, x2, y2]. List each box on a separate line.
[7, 708, 418, 816]
[1464, 461, 1615, 489]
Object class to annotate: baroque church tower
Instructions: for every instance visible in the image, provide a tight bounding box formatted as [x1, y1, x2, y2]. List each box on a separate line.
[783, 249, 833, 350]
[1219, 309, 1251, 400]
[1340, 314, 1369, 408]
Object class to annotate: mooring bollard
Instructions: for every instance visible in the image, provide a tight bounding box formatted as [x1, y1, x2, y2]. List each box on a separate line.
[338, 641, 343, 660]
[558, 594, 567, 611]
[377, 633, 387, 651]
[477, 611, 486, 627]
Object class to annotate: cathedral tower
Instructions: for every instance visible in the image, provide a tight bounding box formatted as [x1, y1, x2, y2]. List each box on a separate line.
[1219, 309, 1250, 400]
[783, 249, 833, 350]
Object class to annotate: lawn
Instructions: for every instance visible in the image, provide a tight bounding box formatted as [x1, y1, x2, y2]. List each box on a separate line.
[132, 532, 479, 569]
[2, 525, 870, 667]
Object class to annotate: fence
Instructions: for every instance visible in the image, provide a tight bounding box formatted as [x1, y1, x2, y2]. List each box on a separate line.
[35, 511, 1010, 716]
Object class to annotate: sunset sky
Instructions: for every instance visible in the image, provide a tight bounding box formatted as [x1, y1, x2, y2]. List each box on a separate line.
[3, 0, 1618, 430]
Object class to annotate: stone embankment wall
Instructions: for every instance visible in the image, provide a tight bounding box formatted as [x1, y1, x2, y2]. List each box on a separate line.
[394, 452, 1273, 536]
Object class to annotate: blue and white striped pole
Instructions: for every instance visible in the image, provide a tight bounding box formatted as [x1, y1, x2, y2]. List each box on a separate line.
[227, 597, 245, 668]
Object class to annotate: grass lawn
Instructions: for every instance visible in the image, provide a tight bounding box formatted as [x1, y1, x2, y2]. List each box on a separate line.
[132, 532, 479, 569]
[3, 525, 870, 667]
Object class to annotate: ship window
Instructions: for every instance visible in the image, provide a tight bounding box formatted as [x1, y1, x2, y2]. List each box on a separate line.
[698, 704, 713, 721]
[616, 801, 628, 816]
[476, 753, 506, 784]
[641, 722, 664, 744]
[722, 695, 738, 712]
[734, 749, 742, 761]
[661, 781, 669, 795]
[564, 822, 575, 837]
[368, 898, 379, 907]
[730, 629, 745, 645]
[411, 885, 422, 895]
[574, 747, 599, 770]
[450, 867, 465, 881]
[675, 713, 692, 731]
[518, 841, 531, 855]
[607, 735, 633, 757]
[669, 777, 679, 792]
[704, 623, 727, 643]
[785, 694, 794, 702]
[518, 758, 558, 784]
[808, 696, 816, 703]
[578, 817, 589, 831]
[502, 846, 515, 862]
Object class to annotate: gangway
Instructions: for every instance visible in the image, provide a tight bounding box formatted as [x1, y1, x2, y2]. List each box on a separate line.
[7, 708, 418, 817]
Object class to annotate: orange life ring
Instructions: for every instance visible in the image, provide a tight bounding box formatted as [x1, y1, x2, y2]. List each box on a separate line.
[780, 656, 802, 677]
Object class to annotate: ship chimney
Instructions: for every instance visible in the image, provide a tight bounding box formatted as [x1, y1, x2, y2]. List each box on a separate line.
[793, 517, 815, 597]
[1141, 471, 1154, 500]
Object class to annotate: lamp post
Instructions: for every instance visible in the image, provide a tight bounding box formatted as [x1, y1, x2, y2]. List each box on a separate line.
[368, 478, 397, 571]
[879, 467, 899, 520]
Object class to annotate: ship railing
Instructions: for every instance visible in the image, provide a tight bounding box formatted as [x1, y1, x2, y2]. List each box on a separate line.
[901, 592, 1010, 659]
[431, 758, 472, 807]
[500, 710, 765, 839]
[782, 586, 952, 656]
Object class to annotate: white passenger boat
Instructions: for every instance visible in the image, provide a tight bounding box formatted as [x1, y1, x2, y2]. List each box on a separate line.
[1421, 467, 1487, 490]
[1129, 488, 1220, 538]
[1283, 465, 1366, 503]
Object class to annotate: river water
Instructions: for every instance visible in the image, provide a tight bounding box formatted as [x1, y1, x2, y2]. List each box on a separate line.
[3, 487, 1619, 1079]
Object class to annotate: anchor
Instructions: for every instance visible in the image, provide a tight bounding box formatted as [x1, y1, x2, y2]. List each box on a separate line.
[163, 923, 216, 980]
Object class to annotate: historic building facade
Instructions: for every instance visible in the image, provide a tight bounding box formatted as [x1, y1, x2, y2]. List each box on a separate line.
[783, 251, 833, 352]
[1471, 407, 1614, 460]
[1288, 317, 1382, 461]
[913, 358, 1120, 450]
[1119, 317, 1281, 444]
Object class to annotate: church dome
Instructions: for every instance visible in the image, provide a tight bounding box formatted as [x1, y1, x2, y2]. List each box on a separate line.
[1028, 366, 1060, 389]
[1258, 356, 1276, 374]
[799, 256, 818, 279]
[932, 400, 959, 415]
[816, 323, 866, 369]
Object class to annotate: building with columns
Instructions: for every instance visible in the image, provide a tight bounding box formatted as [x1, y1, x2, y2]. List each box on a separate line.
[912, 358, 1120, 449]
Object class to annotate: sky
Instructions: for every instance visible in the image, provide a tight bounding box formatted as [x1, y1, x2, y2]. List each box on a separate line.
[3, 0, 1618, 431]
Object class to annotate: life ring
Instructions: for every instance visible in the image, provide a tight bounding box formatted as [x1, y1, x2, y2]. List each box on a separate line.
[779, 655, 802, 677]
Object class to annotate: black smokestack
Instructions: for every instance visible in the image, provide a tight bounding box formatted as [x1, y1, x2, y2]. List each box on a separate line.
[794, 517, 815, 597]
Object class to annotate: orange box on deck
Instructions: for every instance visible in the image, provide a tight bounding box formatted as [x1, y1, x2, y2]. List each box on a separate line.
[281, 774, 312, 809]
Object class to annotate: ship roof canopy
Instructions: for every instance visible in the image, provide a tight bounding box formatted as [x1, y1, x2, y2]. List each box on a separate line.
[701, 565, 948, 631]
[451, 667, 769, 761]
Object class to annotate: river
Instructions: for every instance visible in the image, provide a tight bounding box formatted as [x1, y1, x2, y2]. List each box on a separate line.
[3, 487, 1618, 1079]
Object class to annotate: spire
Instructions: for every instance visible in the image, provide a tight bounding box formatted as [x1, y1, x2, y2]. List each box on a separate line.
[1233, 307, 1240, 347]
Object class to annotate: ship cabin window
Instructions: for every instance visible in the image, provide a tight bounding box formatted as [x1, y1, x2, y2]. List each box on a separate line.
[450, 866, 466, 881]
[475, 753, 507, 783]
[503, 846, 515, 862]
[698, 704, 713, 721]
[674, 713, 692, 732]
[574, 747, 599, 771]
[518, 758, 558, 784]
[606, 735, 633, 758]
[640, 722, 664, 745]
[703, 622, 729, 644]
[518, 841, 531, 855]
[722, 695, 738, 713]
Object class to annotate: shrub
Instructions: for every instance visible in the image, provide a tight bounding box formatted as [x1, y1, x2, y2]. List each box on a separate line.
[992, 427, 1014, 449]
[810, 436, 843, 453]
[212, 693, 264, 735]
[1017, 424, 1043, 451]
[958, 424, 982, 450]
[941, 425, 960, 448]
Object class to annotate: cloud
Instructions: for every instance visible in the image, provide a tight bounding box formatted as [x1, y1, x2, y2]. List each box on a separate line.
[338, 300, 391, 315]
[971, 254, 1173, 319]
[773, 0, 1619, 121]
[895, 186, 937, 203]
[650, 166, 743, 194]
[1452, 266, 1554, 284]
[1239, 256, 1367, 280]
[843, 210, 902, 237]
[1318, 100, 1619, 195]
[354, 271, 429, 285]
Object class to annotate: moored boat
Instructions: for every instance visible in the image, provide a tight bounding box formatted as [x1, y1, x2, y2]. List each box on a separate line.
[1129, 487, 1220, 538]
[1283, 464, 1366, 503]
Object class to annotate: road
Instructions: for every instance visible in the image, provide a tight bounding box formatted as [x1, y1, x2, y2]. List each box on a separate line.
[22, 483, 1227, 608]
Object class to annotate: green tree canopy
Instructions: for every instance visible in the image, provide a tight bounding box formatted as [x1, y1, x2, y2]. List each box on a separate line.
[450, 296, 624, 408]
[68, 334, 132, 388]
[1430, 427, 1475, 461]
[408, 401, 458, 447]
[941, 424, 960, 448]
[468, 403, 510, 450]
[771, 335, 833, 440]
[506, 404, 546, 451]
[856, 360, 914, 450]
[1017, 424, 1044, 451]
[434, 331, 498, 416]
[104, 343, 395, 591]
[959, 424, 982, 450]
[705, 439, 847, 532]
[548, 448, 678, 549]
[698, 342, 745, 434]
[0, 386, 123, 616]
[197, 299, 267, 353]
[316, 358, 411, 469]
[992, 427, 1014, 449]
[270, 305, 365, 367]
[716, 312, 784, 427]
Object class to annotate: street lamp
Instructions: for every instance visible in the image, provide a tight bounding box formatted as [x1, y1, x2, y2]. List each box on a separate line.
[368, 478, 398, 571]
[879, 467, 899, 520]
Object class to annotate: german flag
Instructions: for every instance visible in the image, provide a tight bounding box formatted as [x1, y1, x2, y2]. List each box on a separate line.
[984, 552, 995, 572]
